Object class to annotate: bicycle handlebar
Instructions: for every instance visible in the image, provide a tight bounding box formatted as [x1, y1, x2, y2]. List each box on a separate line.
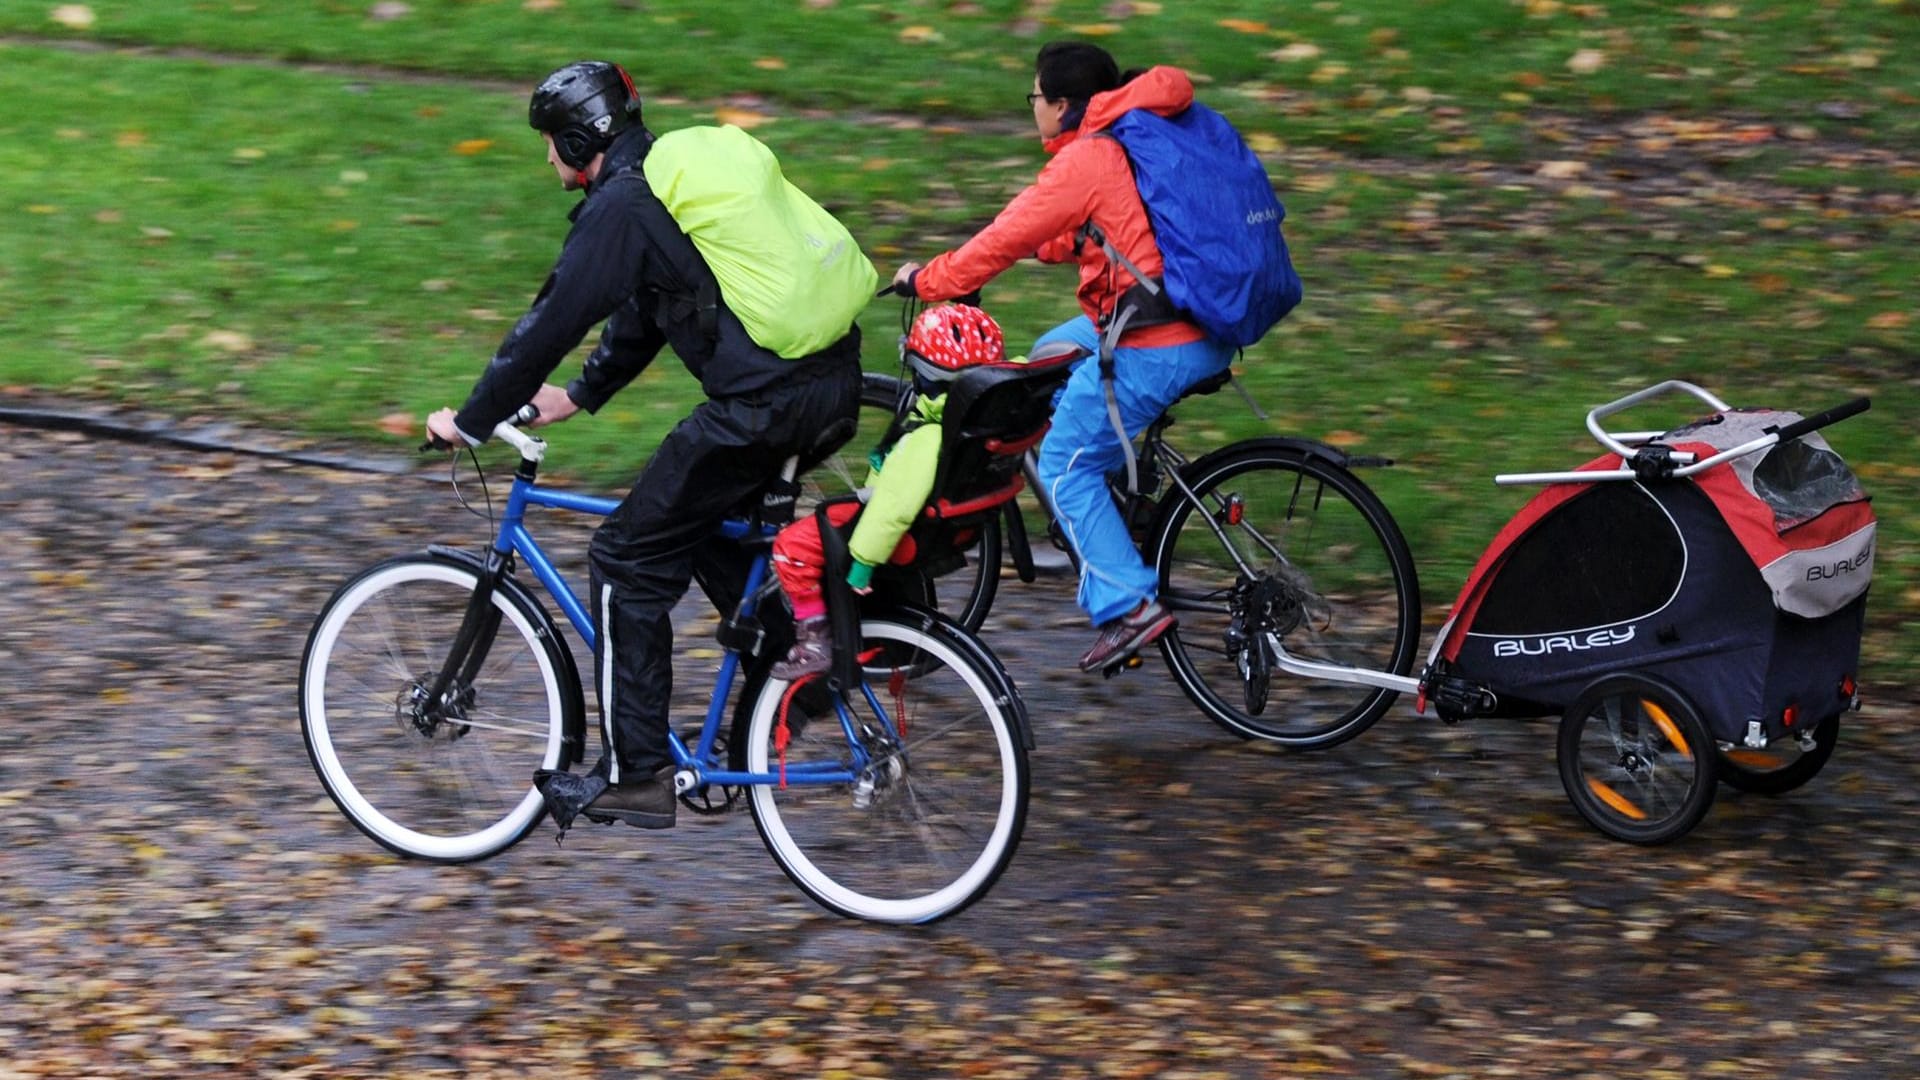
[1495, 384, 1872, 487]
[876, 282, 983, 306]
[1583, 380, 1731, 460]
[423, 403, 542, 453]
[487, 405, 546, 462]
[1769, 396, 1870, 444]
[458, 402, 798, 478]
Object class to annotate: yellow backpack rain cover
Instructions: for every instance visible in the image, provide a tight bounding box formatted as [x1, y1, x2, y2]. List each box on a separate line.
[643, 125, 878, 359]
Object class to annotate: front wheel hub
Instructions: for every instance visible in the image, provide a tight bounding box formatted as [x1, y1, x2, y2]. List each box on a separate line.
[397, 680, 471, 742]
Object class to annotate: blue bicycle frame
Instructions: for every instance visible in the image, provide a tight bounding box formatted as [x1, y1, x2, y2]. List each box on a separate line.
[480, 446, 896, 792]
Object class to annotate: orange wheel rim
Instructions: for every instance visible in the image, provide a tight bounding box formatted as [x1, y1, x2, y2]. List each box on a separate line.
[1642, 699, 1692, 759]
[1587, 777, 1648, 821]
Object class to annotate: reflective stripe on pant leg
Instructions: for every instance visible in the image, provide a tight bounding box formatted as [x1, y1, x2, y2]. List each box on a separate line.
[1038, 361, 1157, 627]
[1038, 335, 1236, 626]
[597, 582, 620, 785]
[590, 369, 863, 780]
[1031, 316, 1139, 623]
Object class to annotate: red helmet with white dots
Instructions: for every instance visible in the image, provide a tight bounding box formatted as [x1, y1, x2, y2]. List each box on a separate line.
[905, 304, 1006, 385]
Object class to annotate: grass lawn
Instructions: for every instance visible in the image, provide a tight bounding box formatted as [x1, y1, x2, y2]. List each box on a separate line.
[9, 1, 1918, 154]
[1, 3, 1914, 678]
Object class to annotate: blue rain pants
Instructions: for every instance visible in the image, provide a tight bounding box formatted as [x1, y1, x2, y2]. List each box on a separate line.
[1031, 316, 1235, 627]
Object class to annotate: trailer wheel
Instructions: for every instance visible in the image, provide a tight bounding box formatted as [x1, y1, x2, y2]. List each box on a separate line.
[1557, 673, 1717, 845]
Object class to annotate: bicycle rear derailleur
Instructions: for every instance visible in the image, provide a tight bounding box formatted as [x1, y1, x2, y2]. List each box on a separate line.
[1224, 570, 1329, 715]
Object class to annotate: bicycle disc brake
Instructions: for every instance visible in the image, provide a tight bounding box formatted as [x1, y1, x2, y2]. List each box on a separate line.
[399, 680, 473, 741]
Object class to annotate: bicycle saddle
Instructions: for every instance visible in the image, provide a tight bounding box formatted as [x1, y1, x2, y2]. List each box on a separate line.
[1179, 369, 1232, 402]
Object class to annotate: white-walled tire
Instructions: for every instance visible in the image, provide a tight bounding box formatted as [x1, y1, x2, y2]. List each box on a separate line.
[300, 555, 574, 862]
[735, 615, 1027, 924]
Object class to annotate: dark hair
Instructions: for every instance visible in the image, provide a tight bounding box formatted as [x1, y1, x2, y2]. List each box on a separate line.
[1035, 41, 1121, 106]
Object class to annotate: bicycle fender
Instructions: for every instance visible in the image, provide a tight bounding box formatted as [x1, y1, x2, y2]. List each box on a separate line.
[1183, 435, 1390, 475]
[874, 602, 1036, 752]
[423, 545, 590, 768]
[1145, 438, 1387, 570]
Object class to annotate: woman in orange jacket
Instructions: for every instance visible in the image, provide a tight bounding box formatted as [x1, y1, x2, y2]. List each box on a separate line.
[893, 42, 1236, 672]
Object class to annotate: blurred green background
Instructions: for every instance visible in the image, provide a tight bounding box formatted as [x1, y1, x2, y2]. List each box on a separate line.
[1, 1, 1913, 677]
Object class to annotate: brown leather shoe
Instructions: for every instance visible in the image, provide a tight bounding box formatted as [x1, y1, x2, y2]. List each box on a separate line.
[582, 765, 678, 829]
[1078, 600, 1176, 672]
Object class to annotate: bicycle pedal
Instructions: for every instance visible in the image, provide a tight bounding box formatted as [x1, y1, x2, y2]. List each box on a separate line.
[1099, 653, 1146, 679]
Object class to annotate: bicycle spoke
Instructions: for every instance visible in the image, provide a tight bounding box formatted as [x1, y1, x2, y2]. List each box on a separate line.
[741, 617, 1026, 924]
[302, 557, 569, 863]
[1559, 675, 1716, 844]
[1152, 448, 1418, 748]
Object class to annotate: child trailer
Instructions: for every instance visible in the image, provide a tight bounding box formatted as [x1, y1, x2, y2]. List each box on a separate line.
[1421, 381, 1874, 843]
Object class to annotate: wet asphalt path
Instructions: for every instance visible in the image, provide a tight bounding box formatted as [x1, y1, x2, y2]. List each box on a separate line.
[2, 419, 1917, 1078]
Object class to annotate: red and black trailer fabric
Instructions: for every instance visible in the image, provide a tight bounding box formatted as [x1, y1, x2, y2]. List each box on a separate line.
[1428, 408, 1874, 745]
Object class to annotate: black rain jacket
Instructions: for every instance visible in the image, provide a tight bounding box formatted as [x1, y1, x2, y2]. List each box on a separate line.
[451, 127, 862, 442]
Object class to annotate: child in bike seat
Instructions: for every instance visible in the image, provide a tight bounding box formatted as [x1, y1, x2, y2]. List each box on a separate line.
[770, 304, 1007, 679]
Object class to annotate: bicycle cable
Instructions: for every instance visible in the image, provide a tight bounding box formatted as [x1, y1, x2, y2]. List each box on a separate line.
[446, 443, 497, 535]
[896, 291, 922, 385]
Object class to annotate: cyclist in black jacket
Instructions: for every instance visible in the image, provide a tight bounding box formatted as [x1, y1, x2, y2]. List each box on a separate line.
[426, 61, 862, 830]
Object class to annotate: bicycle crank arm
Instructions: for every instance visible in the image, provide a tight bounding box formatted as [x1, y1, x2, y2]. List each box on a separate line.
[1262, 632, 1421, 694]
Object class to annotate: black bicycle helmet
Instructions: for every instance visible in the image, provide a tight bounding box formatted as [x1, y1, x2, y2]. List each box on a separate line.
[528, 60, 642, 170]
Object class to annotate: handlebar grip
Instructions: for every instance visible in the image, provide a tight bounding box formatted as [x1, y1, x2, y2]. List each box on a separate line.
[875, 282, 983, 304]
[421, 402, 539, 452]
[1770, 397, 1870, 443]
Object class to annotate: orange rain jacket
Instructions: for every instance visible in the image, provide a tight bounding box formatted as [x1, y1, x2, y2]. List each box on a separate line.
[912, 66, 1207, 350]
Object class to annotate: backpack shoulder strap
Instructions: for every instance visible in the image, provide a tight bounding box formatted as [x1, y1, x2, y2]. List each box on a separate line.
[601, 167, 722, 341]
[1071, 132, 1148, 281]
[1072, 129, 1163, 301]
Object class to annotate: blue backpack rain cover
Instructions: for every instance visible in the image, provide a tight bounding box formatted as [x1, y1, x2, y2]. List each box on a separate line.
[1108, 103, 1302, 348]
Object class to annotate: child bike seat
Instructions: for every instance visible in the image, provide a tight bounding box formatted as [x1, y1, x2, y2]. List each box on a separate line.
[923, 351, 1077, 524]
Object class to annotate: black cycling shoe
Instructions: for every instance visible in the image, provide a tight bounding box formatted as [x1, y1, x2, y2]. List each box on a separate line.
[582, 766, 678, 830]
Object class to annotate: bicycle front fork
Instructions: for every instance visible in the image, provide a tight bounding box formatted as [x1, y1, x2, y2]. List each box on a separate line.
[419, 549, 512, 725]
